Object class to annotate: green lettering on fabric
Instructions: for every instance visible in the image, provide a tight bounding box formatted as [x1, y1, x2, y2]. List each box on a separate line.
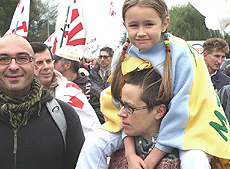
[187, 43, 197, 66]
[216, 95, 221, 107]
[210, 110, 228, 142]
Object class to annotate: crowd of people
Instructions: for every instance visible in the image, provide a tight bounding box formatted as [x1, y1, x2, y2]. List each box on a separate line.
[1, 0, 230, 168]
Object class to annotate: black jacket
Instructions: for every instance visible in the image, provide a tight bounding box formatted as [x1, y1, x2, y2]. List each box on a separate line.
[211, 69, 230, 91]
[0, 90, 85, 169]
[89, 66, 110, 94]
[218, 85, 230, 123]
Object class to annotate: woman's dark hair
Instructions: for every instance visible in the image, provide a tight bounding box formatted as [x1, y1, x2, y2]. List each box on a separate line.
[124, 68, 169, 111]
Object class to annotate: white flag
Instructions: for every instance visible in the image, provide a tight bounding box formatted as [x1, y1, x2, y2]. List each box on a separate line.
[61, 0, 87, 47]
[5, 0, 30, 39]
[44, 31, 58, 54]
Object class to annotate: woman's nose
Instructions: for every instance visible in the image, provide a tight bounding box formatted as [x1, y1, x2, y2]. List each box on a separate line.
[118, 107, 127, 118]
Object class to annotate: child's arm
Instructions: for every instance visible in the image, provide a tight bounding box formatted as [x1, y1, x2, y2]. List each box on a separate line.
[124, 136, 148, 169]
[144, 147, 166, 169]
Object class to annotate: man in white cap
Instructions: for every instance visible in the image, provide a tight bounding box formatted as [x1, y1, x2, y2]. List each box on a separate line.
[30, 42, 101, 138]
[53, 46, 105, 124]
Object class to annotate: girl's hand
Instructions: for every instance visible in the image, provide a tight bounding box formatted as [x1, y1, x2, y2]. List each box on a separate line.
[144, 156, 156, 169]
[127, 154, 148, 169]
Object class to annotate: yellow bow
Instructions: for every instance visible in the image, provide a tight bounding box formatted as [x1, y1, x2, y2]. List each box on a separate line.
[122, 55, 152, 76]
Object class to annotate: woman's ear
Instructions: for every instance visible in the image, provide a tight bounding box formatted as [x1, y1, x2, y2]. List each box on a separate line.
[155, 104, 166, 120]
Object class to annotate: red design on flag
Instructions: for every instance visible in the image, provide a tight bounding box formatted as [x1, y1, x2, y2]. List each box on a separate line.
[108, 1, 116, 17]
[71, 8, 79, 22]
[66, 82, 83, 91]
[52, 37, 57, 54]
[66, 8, 86, 46]
[87, 38, 96, 45]
[18, 0, 22, 7]
[12, 21, 28, 33]
[66, 95, 84, 109]
[21, 6, 24, 13]
[60, 0, 86, 47]
[44, 31, 58, 54]
[66, 22, 86, 46]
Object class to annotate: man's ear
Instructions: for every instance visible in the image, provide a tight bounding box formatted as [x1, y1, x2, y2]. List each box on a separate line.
[34, 59, 39, 77]
[203, 51, 208, 61]
[155, 104, 166, 120]
[65, 61, 71, 69]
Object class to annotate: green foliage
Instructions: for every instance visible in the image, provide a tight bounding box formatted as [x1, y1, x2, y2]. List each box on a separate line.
[119, 31, 127, 45]
[0, 0, 18, 36]
[28, 0, 57, 42]
[168, 3, 225, 41]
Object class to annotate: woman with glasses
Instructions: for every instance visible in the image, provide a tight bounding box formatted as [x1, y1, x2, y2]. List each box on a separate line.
[108, 67, 179, 168]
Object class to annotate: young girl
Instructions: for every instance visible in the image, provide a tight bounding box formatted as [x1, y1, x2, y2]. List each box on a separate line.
[76, 0, 230, 168]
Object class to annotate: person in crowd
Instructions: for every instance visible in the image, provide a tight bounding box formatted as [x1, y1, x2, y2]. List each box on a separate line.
[89, 47, 114, 94]
[53, 46, 105, 124]
[0, 34, 85, 169]
[218, 85, 230, 123]
[79, 57, 90, 73]
[30, 42, 101, 138]
[108, 67, 180, 168]
[203, 38, 230, 91]
[76, 0, 230, 168]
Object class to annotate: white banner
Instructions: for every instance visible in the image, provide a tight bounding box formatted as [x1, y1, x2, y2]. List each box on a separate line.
[44, 31, 58, 54]
[60, 0, 87, 48]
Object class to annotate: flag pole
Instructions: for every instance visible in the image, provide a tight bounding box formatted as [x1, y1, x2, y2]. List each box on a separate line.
[60, 5, 70, 48]
[13, 21, 19, 34]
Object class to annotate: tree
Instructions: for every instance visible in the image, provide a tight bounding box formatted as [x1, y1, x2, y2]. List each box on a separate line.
[168, 3, 224, 41]
[0, 0, 57, 41]
[0, 0, 18, 37]
[119, 31, 127, 45]
[28, 0, 57, 42]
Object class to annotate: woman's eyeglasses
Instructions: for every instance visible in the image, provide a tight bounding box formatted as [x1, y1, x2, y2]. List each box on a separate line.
[119, 100, 148, 114]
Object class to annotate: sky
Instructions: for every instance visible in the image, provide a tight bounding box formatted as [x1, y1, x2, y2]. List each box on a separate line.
[50, 0, 189, 53]
[41, 0, 230, 58]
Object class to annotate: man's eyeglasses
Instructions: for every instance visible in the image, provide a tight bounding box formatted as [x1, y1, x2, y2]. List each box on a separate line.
[0, 55, 35, 65]
[119, 100, 148, 114]
[99, 55, 110, 59]
[209, 54, 226, 61]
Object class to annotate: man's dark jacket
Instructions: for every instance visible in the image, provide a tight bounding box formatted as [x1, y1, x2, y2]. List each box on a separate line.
[211, 69, 230, 91]
[0, 90, 85, 169]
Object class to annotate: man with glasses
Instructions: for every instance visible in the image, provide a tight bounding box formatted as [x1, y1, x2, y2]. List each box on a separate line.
[0, 34, 85, 169]
[89, 47, 114, 94]
[203, 38, 230, 91]
[30, 42, 101, 138]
